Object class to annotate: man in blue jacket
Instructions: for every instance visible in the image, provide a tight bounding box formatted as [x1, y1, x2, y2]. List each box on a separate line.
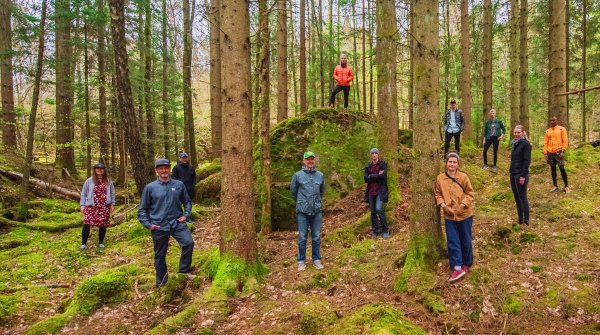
[364, 148, 389, 239]
[139, 159, 194, 287]
[291, 151, 325, 271]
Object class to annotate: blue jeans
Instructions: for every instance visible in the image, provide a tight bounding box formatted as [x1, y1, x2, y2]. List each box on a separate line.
[445, 216, 473, 268]
[151, 221, 195, 287]
[296, 212, 322, 262]
[510, 174, 530, 224]
[368, 195, 388, 235]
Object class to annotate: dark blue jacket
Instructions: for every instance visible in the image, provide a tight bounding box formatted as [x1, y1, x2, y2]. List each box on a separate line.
[290, 168, 324, 215]
[364, 159, 389, 202]
[172, 163, 196, 196]
[138, 178, 192, 231]
[509, 138, 531, 177]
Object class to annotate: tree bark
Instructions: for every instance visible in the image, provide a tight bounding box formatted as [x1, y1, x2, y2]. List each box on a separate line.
[408, 0, 414, 128]
[55, 0, 77, 176]
[509, 0, 520, 129]
[98, 0, 109, 163]
[84, 20, 92, 176]
[362, 0, 367, 115]
[220, 0, 256, 261]
[519, 0, 529, 130]
[400, 0, 444, 289]
[258, 0, 272, 234]
[0, 0, 16, 147]
[144, 0, 155, 160]
[289, 0, 298, 115]
[110, 0, 152, 194]
[210, 0, 222, 157]
[162, 0, 171, 158]
[299, 0, 307, 113]
[375, 0, 399, 200]
[276, 0, 288, 122]
[482, 0, 492, 123]
[22, 0, 48, 199]
[183, 0, 197, 165]
[459, 0, 472, 139]
[548, 0, 567, 128]
[581, 0, 587, 141]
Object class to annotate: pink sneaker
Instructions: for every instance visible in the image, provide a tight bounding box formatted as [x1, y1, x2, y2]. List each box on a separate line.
[449, 269, 466, 282]
[461, 265, 469, 273]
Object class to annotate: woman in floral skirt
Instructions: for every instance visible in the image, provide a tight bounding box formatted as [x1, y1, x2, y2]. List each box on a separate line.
[79, 163, 115, 250]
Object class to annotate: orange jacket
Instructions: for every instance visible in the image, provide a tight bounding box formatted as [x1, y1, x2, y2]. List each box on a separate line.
[543, 125, 568, 154]
[333, 65, 353, 86]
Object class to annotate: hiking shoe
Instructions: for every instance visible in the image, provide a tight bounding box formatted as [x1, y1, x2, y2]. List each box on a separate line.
[492, 166, 497, 172]
[79, 244, 87, 251]
[563, 186, 571, 194]
[449, 269, 466, 282]
[313, 260, 324, 270]
[298, 261, 306, 271]
[483, 164, 489, 170]
[461, 265, 469, 273]
[98, 244, 105, 249]
[382, 232, 390, 240]
[182, 272, 197, 280]
[549, 186, 559, 193]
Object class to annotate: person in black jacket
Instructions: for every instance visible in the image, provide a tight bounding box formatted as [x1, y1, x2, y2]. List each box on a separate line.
[509, 125, 532, 225]
[172, 153, 197, 201]
[364, 148, 389, 239]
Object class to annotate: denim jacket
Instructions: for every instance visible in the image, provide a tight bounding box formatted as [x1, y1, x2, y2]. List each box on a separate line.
[79, 177, 116, 207]
[290, 168, 324, 215]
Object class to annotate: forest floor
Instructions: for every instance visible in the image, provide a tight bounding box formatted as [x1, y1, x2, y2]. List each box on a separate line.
[0, 144, 599, 335]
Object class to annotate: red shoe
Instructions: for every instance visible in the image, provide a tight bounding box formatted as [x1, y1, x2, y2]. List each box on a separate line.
[461, 265, 469, 273]
[449, 269, 466, 282]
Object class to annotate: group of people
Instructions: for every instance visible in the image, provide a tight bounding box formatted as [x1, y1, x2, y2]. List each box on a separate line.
[79, 153, 197, 288]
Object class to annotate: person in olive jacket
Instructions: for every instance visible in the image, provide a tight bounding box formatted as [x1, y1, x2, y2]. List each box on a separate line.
[364, 148, 389, 239]
[290, 151, 325, 271]
[435, 152, 475, 282]
[509, 125, 532, 225]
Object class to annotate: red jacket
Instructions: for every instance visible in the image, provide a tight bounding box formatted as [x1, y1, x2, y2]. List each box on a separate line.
[333, 64, 353, 86]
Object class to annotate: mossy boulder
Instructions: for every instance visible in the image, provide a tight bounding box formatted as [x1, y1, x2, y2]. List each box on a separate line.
[196, 172, 221, 204]
[197, 160, 222, 181]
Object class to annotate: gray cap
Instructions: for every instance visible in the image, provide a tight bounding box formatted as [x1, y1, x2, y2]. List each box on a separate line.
[154, 158, 170, 168]
[93, 162, 106, 169]
[370, 148, 379, 154]
[179, 152, 189, 158]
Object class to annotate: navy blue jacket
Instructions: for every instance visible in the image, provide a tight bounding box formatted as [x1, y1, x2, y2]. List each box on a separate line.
[364, 159, 389, 202]
[509, 138, 531, 177]
[138, 178, 191, 231]
[172, 163, 196, 196]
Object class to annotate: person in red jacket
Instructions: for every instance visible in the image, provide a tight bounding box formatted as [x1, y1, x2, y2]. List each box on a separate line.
[328, 54, 353, 109]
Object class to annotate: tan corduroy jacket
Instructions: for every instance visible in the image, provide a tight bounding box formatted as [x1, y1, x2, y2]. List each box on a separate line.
[434, 170, 475, 221]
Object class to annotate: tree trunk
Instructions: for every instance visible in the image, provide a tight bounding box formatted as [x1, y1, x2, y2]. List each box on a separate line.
[509, 0, 520, 129]
[0, 0, 16, 147]
[258, 0, 272, 234]
[289, 0, 299, 115]
[98, 0, 109, 163]
[443, 0, 450, 140]
[482, 0, 492, 123]
[183, 0, 197, 165]
[408, 0, 414, 128]
[210, 0, 222, 157]
[351, 3, 360, 113]
[375, 0, 399, 200]
[581, 0, 587, 141]
[276, 0, 288, 122]
[144, 0, 155, 160]
[368, 0, 374, 113]
[22, 0, 48, 199]
[400, 0, 444, 290]
[84, 21, 92, 176]
[162, 0, 170, 158]
[362, 0, 367, 115]
[548, 0, 567, 128]
[55, 0, 77, 176]
[299, 0, 307, 113]
[519, 0, 529, 130]
[220, 0, 256, 261]
[110, 0, 152, 194]
[459, 0, 472, 139]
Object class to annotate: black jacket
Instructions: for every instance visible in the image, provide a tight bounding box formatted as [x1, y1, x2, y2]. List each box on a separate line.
[509, 139, 531, 177]
[172, 163, 196, 195]
[363, 159, 389, 202]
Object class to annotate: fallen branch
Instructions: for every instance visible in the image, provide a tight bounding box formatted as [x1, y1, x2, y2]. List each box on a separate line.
[556, 84, 600, 96]
[0, 168, 80, 200]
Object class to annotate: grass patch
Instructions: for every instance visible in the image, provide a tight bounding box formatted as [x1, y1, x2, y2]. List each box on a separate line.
[326, 304, 427, 334]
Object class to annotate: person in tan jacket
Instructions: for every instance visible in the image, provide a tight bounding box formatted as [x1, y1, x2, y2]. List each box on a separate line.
[435, 151, 475, 282]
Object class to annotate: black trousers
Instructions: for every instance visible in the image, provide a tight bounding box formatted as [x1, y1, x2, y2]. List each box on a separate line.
[483, 136, 500, 166]
[510, 174, 530, 224]
[82, 224, 107, 245]
[444, 131, 461, 154]
[329, 85, 350, 108]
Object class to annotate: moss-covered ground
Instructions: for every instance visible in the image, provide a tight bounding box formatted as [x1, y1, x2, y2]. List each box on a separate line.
[1, 132, 599, 334]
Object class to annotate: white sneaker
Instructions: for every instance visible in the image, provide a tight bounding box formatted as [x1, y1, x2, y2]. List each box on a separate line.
[98, 244, 105, 248]
[298, 261, 306, 271]
[313, 260, 324, 270]
[79, 244, 87, 251]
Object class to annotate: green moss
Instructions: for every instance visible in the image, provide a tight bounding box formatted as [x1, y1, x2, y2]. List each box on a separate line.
[395, 233, 440, 293]
[338, 239, 375, 263]
[145, 301, 201, 335]
[325, 213, 370, 247]
[197, 160, 222, 181]
[520, 231, 539, 244]
[0, 295, 18, 325]
[490, 191, 509, 202]
[311, 271, 339, 289]
[299, 299, 338, 335]
[501, 293, 523, 314]
[468, 267, 494, 285]
[26, 312, 72, 335]
[421, 292, 446, 316]
[576, 323, 600, 335]
[326, 304, 427, 335]
[196, 172, 221, 204]
[127, 222, 148, 240]
[531, 265, 542, 273]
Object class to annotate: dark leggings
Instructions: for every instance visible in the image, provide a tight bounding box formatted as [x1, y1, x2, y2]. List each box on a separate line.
[329, 85, 350, 108]
[444, 131, 461, 154]
[510, 174, 530, 224]
[82, 224, 107, 245]
[483, 136, 500, 166]
[550, 164, 568, 187]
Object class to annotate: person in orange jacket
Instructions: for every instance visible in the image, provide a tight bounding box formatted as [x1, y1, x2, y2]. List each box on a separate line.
[544, 115, 570, 193]
[328, 54, 353, 109]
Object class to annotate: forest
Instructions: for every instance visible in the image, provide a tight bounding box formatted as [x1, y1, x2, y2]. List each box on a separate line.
[0, 0, 599, 334]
